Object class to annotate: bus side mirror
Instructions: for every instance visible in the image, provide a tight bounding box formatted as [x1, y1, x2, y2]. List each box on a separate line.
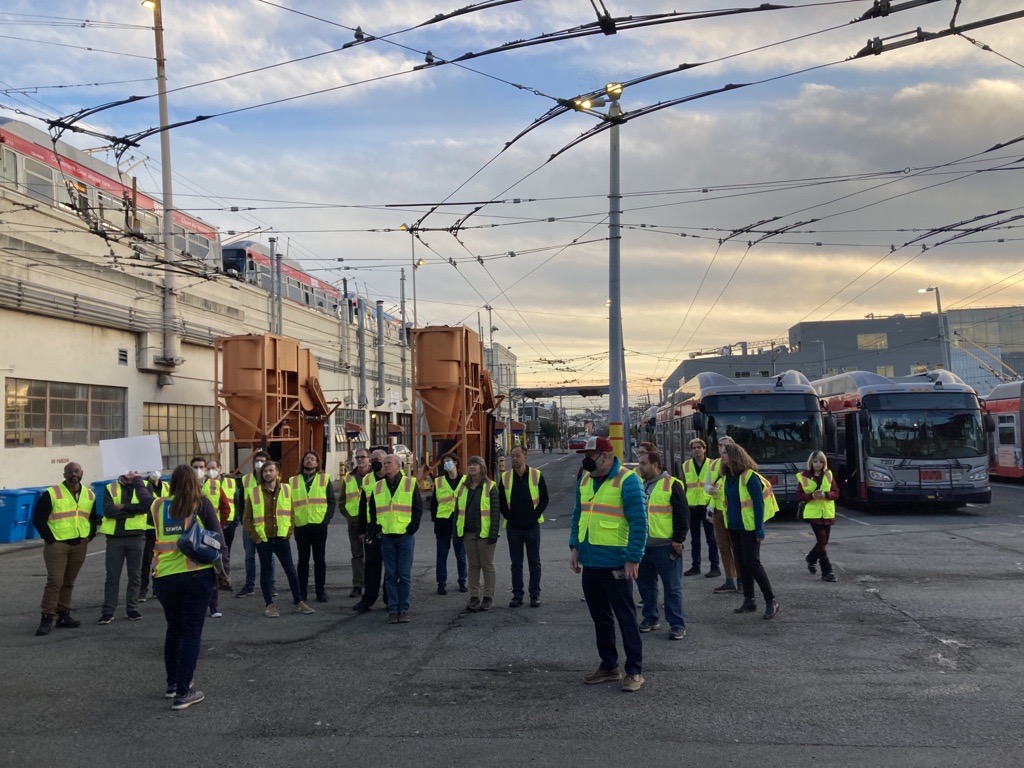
[693, 412, 706, 432]
[983, 413, 996, 433]
[824, 414, 836, 438]
[857, 410, 869, 431]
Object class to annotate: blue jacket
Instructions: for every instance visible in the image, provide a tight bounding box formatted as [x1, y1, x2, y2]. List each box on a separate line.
[570, 458, 647, 568]
[724, 472, 765, 536]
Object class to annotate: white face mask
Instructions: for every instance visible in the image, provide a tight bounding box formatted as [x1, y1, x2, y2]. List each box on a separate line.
[443, 460, 455, 472]
[254, 460, 265, 471]
[208, 468, 220, 480]
[149, 472, 161, 482]
[195, 467, 205, 479]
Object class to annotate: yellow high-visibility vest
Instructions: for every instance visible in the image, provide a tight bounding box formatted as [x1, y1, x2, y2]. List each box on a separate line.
[578, 467, 637, 548]
[290, 472, 331, 526]
[46, 484, 94, 541]
[797, 471, 836, 520]
[681, 458, 712, 506]
[373, 475, 416, 535]
[731, 470, 779, 531]
[249, 484, 293, 541]
[100, 482, 149, 535]
[646, 475, 682, 539]
[434, 474, 466, 520]
[150, 496, 213, 578]
[501, 467, 544, 524]
[343, 471, 375, 519]
[456, 479, 496, 538]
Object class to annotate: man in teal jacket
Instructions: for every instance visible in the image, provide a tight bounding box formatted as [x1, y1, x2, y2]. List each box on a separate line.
[569, 436, 648, 693]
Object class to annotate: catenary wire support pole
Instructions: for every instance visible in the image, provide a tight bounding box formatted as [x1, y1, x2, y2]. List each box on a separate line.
[608, 93, 625, 459]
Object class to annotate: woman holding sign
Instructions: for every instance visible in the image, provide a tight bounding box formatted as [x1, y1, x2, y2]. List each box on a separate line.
[150, 464, 222, 711]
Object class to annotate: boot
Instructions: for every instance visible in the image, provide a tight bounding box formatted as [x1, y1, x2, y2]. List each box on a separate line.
[805, 552, 817, 575]
[820, 556, 837, 582]
[763, 600, 779, 620]
[56, 610, 81, 629]
[733, 598, 757, 614]
[35, 613, 53, 636]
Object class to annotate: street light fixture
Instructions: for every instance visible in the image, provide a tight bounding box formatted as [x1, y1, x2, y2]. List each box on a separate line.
[918, 286, 951, 371]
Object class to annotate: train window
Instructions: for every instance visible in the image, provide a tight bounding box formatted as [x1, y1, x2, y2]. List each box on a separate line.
[1, 147, 16, 186]
[62, 179, 90, 214]
[96, 189, 124, 228]
[187, 233, 210, 261]
[23, 157, 55, 204]
[304, 290, 311, 306]
[172, 224, 187, 256]
[136, 209, 159, 238]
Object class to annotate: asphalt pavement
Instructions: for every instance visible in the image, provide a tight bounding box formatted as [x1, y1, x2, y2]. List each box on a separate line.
[2, 454, 1023, 767]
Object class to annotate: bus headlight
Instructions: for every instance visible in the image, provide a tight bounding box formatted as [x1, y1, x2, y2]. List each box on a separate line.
[867, 469, 893, 483]
[968, 468, 989, 482]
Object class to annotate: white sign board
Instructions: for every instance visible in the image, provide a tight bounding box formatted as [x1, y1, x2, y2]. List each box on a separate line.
[100, 435, 164, 478]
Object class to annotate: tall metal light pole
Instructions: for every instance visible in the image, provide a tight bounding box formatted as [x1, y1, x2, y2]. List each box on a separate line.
[919, 286, 951, 371]
[608, 87, 624, 459]
[143, 0, 179, 368]
[400, 224, 426, 468]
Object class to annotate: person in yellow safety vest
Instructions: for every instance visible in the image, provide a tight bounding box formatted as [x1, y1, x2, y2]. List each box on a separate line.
[343, 448, 374, 599]
[235, 449, 276, 598]
[139, 470, 169, 604]
[289, 450, 337, 604]
[243, 460, 314, 618]
[150, 464, 223, 711]
[32, 462, 98, 636]
[368, 454, 423, 623]
[699, 436, 740, 594]
[796, 450, 840, 583]
[430, 452, 467, 595]
[205, 459, 235, 595]
[354, 448, 391, 614]
[97, 471, 154, 625]
[455, 455, 501, 612]
[636, 450, 688, 641]
[192, 456, 232, 617]
[499, 445, 549, 608]
[719, 442, 779, 620]
[680, 438, 721, 581]
[569, 436, 648, 693]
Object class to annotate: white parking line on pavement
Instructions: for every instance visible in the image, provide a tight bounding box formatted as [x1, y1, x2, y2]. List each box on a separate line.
[837, 512, 871, 526]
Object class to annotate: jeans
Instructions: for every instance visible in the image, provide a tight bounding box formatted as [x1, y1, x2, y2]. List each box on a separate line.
[581, 566, 643, 676]
[40, 539, 89, 616]
[153, 568, 215, 697]
[507, 524, 542, 599]
[729, 529, 775, 602]
[346, 520, 365, 588]
[102, 535, 145, 615]
[463, 534, 497, 599]
[255, 538, 302, 606]
[381, 534, 415, 615]
[294, 522, 329, 600]
[637, 546, 685, 630]
[244, 533, 275, 591]
[361, 533, 383, 607]
[688, 505, 719, 569]
[435, 529, 467, 586]
[140, 531, 156, 595]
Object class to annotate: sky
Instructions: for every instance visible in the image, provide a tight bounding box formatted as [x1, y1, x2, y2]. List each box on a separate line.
[2, 0, 1024, 403]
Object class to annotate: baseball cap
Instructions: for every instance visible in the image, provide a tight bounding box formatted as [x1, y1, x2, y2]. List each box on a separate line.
[575, 436, 613, 454]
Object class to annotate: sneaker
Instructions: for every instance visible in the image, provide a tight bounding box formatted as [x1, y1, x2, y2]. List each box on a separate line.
[235, 585, 255, 599]
[272, 589, 278, 598]
[621, 673, 645, 692]
[171, 689, 205, 711]
[295, 601, 315, 614]
[218, 575, 233, 591]
[397, 613, 411, 623]
[349, 586, 363, 598]
[164, 684, 177, 699]
[97, 614, 114, 625]
[480, 597, 493, 611]
[822, 572, 838, 583]
[210, 609, 223, 618]
[56, 611, 81, 629]
[264, 603, 280, 618]
[126, 610, 142, 621]
[509, 597, 523, 608]
[458, 581, 468, 593]
[530, 597, 541, 608]
[583, 667, 623, 685]
[35, 614, 53, 636]
[138, 591, 148, 603]
[713, 580, 738, 594]
[437, 584, 448, 596]
[352, 602, 371, 614]
[387, 614, 399, 624]
[683, 566, 701, 576]
[639, 620, 661, 633]
[669, 627, 686, 640]
[466, 597, 481, 612]
[705, 568, 722, 578]
[806, 554, 818, 575]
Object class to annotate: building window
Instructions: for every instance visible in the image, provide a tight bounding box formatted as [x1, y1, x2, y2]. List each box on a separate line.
[1, 147, 17, 186]
[734, 371, 751, 379]
[4, 378, 125, 447]
[143, 403, 215, 468]
[857, 333, 888, 351]
[876, 365, 894, 377]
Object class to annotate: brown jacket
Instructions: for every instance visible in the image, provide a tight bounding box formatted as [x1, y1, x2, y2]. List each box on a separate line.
[243, 483, 292, 541]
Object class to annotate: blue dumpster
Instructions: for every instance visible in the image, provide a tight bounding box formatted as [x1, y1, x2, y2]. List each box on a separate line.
[91, 480, 114, 519]
[0, 490, 37, 544]
[23, 487, 47, 539]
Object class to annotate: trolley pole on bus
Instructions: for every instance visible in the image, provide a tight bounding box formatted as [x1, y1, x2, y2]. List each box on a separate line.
[920, 286, 951, 371]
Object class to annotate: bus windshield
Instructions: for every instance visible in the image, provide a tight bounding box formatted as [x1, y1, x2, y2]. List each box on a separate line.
[707, 411, 823, 464]
[866, 410, 986, 459]
[862, 392, 986, 459]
